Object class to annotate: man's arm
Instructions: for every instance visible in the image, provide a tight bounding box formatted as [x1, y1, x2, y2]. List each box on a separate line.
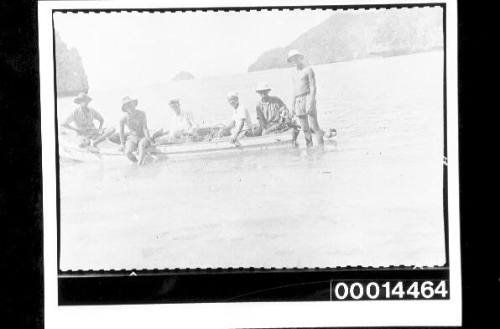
[291, 78, 298, 115]
[256, 104, 266, 129]
[119, 116, 126, 148]
[276, 98, 289, 120]
[142, 114, 152, 141]
[306, 67, 316, 114]
[93, 109, 104, 131]
[186, 112, 194, 131]
[231, 119, 245, 143]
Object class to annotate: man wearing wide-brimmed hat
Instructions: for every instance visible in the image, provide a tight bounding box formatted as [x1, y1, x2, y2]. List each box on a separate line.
[61, 92, 116, 151]
[287, 49, 324, 147]
[118, 96, 152, 165]
[254, 82, 297, 138]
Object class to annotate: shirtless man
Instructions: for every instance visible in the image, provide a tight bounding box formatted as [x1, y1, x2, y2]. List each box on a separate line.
[61, 92, 115, 151]
[118, 96, 153, 165]
[287, 49, 324, 147]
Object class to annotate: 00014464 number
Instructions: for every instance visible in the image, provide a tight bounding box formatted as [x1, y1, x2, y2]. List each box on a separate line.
[331, 280, 449, 301]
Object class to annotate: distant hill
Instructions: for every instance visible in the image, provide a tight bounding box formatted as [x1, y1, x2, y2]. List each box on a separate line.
[248, 8, 443, 72]
[172, 71, 195, 81]
[55, 32, 89, 96]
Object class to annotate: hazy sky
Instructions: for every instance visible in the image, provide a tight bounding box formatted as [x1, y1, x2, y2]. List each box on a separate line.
[54, 10, 333, 91]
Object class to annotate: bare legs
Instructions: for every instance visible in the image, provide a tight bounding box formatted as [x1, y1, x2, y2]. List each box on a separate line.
[309, 113, 324, 146]
[137, 138, 150, 166]
[91, 128, 116, 147]
[291, 126, 300, 147]
[124, 137, 151, 165]
[296, 113, 324, 147]
[124, 139, 138, 163]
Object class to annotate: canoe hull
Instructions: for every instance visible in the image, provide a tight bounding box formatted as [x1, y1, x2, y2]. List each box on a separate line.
[59, 132, 334, 162]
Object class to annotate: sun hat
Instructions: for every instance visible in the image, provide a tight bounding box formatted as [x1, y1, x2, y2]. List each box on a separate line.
[121, 96, 138, 111]
[74, 92, 92, 104]
[226, 91, 239, 100]
[255, 82, 271, 93]
[286, 49, 304, 63]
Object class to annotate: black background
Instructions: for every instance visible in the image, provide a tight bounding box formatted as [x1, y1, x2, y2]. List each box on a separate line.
[56, 2, 449, 307]
[0, 0, 492, 328]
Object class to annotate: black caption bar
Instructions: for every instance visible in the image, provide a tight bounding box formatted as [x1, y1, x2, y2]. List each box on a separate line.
[330, 279, 450, 301]
[59, 267, 449, 305]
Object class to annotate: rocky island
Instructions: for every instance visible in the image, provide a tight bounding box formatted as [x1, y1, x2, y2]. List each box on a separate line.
[55, 32, 89, 96]
[248, 8, 443, 72]
[172, 71, 195, 81]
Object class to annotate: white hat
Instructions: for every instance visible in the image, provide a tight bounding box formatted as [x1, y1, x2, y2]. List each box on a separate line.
[255, 82, 271, 92]
[121, 96, 138, 111]
[287, 49, 304, 62]
[74, 92, 92, 104]
[226, 91, 239, 99]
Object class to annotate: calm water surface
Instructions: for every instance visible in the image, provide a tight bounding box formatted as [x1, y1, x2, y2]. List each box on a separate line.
[58, 51, 445, 270]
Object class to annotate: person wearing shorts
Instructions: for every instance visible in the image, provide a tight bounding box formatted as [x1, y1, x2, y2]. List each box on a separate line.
[119, 96, 152, 165]
[61, 92, 115, 151]
[287, 49, 324, 147]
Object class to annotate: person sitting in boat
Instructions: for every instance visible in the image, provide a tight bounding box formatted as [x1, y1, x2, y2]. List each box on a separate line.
[118, 96, 153, 165]
[254, 82, 296, 136]
[61, 92, 116, 152]
[218, 92, 256, 144]
[153, 98, 196, 143]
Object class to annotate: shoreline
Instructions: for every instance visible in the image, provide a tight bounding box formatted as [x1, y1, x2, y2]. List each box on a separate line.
[57, 49, 444, 98]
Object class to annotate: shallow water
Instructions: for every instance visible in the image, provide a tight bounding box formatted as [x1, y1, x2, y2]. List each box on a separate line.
[58, 51, 445, 270]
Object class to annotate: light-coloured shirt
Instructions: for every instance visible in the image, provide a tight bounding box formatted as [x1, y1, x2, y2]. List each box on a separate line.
[232, 104, 252, 132]
[169, 111, 194, 134]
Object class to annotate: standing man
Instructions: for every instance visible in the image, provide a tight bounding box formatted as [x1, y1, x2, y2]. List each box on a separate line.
[287, 49, 324, 147]
[119, 96, 153, 165]
[61, 92, 115, 151]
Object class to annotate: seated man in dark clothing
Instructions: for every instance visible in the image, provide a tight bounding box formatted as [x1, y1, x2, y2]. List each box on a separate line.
[254, 82, 297, 136]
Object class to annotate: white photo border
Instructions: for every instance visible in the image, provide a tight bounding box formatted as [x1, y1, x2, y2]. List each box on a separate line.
[39, 0, 461, 327]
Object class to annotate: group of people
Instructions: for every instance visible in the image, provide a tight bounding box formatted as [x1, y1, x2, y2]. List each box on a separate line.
[62, 50, 332, 165]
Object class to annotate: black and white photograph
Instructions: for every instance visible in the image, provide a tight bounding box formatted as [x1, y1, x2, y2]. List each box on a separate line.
[54, 5, 446, 271]
[37, 0, 461, 327]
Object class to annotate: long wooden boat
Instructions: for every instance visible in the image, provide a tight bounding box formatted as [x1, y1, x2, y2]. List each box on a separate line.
[58, 130, 336, 163]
